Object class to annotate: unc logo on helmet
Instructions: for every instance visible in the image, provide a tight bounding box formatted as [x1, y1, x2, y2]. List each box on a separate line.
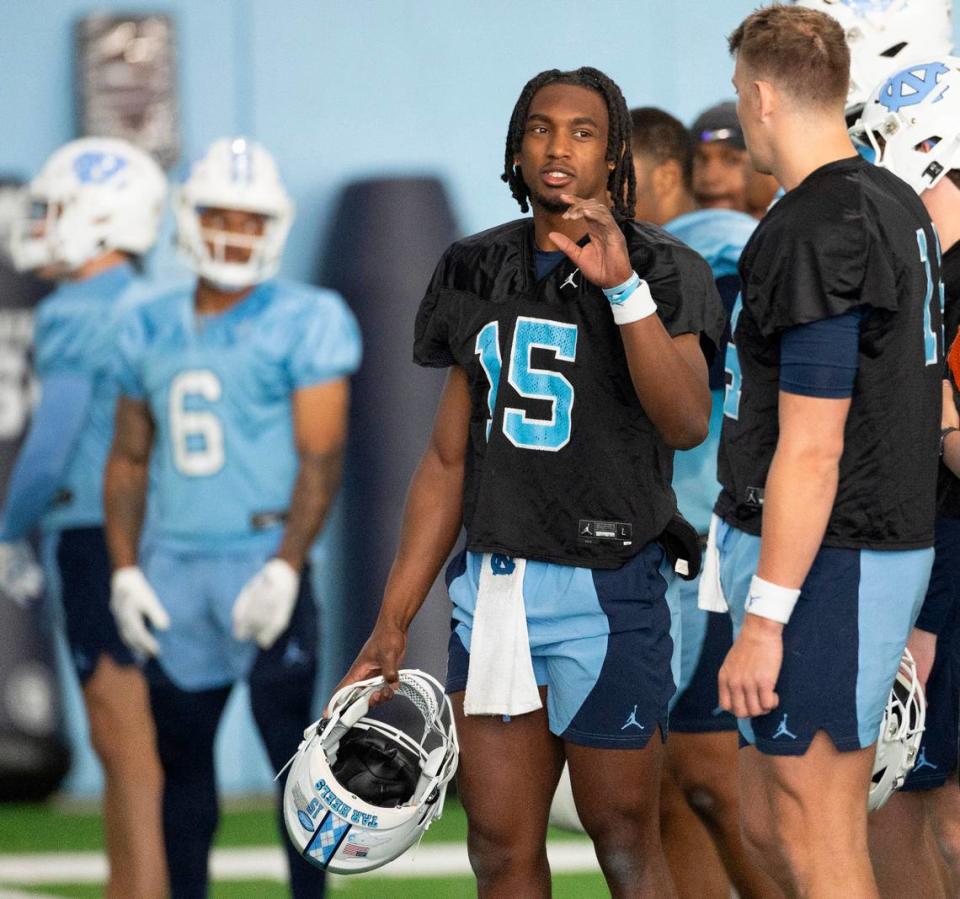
[72, 151, 128, 185]
[851, 56, 960, 195]
[878, 62, 951, 114]
[281, 669, 458, 874]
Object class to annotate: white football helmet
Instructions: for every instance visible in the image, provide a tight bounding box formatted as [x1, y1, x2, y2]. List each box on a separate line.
[282, 669, 459, 874]
[851, 56, 960, 194]
[8, 137, 166, 274]
[869, 647, 926, 811]
[174, 137, 294, 291]
[795, 0, 954, 113]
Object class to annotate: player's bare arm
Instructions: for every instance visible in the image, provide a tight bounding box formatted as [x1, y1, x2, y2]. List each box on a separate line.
[337, 365, 471, 703]
[273, 378, 350, 571]
[719, 390, 849, 718]
[551, 194, 710, 448]
[104, 396, 155, 569]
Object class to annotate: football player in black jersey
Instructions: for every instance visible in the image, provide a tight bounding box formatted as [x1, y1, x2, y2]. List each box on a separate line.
[852, 56, 960, 897]
[709, 7, 942, 896]
[631, 107, 780, 899]
[337, 67, 723, 896]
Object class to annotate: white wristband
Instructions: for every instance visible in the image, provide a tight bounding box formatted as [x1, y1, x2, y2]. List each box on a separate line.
[605, 276, 657, 326]
[744, 575, 801, 624]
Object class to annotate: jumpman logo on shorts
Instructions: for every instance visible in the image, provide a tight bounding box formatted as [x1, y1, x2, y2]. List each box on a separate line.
[914, 747, 937, 772]
[772, 713, 797, 740]
[621, 705, 645, 731]
[560, 269, 580, 290]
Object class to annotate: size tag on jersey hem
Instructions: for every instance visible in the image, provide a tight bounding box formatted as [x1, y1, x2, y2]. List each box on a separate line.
[744, 486, 764, 508]
[578, 519, 633, 546]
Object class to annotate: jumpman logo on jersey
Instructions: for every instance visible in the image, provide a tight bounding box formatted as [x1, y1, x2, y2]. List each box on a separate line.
[560, 269, 580, 290]
[914, 747, 937, 772]
[283, 639, 308, 668]
[621, 705, 645, 731]
[772, 713, 797, 740]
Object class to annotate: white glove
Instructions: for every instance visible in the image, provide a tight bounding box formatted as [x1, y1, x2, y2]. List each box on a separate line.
[232, 558, 300, 649]
[0, 541, 44, 606]
[110, 566, 170, 658]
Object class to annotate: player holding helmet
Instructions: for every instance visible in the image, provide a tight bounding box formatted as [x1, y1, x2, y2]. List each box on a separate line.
[2, 137, 168, 899]
[707, 7, 942, 895]
[853, 55, 960, 895]
[337, 66, 723, 895]
[105, 137, 361, 898]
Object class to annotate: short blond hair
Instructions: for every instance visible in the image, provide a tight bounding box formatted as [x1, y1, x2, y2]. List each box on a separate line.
[729, 5, 850, 108]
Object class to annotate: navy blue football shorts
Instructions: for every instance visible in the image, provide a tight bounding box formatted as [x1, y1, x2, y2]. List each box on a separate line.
[715, 517, 932, 756]
[669, 570, 737, 733]
[445, 540, 679, 749]
[50, 527, 135, 684]
[902, 517, 960, 791]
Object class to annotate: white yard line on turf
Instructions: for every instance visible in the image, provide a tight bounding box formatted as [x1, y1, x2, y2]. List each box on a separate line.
[0, 841, 599, 884]
[0, 890, 64, 899]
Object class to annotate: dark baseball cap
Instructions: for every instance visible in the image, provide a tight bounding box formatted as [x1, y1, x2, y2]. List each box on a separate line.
[690, 101, 745, 150]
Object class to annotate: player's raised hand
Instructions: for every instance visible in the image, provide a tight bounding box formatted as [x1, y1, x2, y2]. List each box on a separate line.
[110, 566, 170, 657]
[548, 194, 633, 290]
[718, 614, 783, 719]
[232, 558, 300, 649]
[332, 621, 407, 710]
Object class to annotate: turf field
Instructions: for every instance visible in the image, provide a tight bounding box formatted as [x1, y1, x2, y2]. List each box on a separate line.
[0, 797, 606, 897]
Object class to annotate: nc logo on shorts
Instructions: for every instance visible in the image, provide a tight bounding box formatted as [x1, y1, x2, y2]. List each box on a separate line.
[490, 553, 516, 576]
[879, 62, 950, 115]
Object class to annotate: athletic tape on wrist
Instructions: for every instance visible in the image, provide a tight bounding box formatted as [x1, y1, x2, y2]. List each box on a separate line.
[744, 575, 801, 624]
[602, 271, 657, 325]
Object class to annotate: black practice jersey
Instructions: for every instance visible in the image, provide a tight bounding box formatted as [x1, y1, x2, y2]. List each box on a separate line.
[715, 156, 942, 549]
[414, 217, 724, 568]
[938, 243, 960, 519]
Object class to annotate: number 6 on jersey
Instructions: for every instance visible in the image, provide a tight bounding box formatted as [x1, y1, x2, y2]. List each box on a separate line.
[169, 370, 225, 476]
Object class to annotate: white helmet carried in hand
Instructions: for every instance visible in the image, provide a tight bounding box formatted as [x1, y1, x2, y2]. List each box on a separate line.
[869, 648, 926, 811]
[850, 56, 960, 194]
[174, 137, 294, 291]
[8, 137, 166, 273]
[282, 669, 459, 874]
[795, 0, 954, 114]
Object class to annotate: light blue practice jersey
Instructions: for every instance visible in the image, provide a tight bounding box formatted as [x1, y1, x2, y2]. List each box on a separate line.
[115, 279, 361, 551]
[665, 209, 755, 280]
[37, 263, 157, 532]
[665, 209, 756, 534]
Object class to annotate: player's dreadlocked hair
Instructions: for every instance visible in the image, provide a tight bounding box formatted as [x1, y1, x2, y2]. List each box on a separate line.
[501, 67, 636, 218]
